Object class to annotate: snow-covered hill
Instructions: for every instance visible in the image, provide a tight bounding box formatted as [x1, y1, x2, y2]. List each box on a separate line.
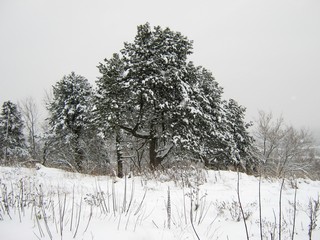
[0, 165, 319, 240]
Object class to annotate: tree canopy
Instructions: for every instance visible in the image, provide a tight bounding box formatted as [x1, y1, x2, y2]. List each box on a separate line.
[46, 72, 95, 171]
[0, 101, 26, 160]
[96, 23, 254, 171]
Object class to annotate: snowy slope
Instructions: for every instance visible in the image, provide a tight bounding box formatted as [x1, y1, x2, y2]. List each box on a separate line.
[0, 165, 319, 240]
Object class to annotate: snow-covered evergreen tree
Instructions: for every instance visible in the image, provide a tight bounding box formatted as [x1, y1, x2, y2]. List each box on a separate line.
[96, 23, 255, 171]
[97, 23, 195, 169]
[177, 64, 239, 168]
[223, 99, 255, 171]
[95, 53, 126, 177]
[0, 101, 26, 161]
[46, 72, 96, 171]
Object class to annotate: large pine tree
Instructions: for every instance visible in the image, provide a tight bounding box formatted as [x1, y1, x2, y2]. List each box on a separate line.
[0, 101, 26, 161]
[96, 23, 195, 169]
[46, 72, 95, 171]
[96, 23, 254, 171]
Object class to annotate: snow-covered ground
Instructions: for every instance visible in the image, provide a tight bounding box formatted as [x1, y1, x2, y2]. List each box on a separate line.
[0, 165, 319, 240]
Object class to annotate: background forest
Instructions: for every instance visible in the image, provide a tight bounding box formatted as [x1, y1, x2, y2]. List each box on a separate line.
[0, 24, 319, 179]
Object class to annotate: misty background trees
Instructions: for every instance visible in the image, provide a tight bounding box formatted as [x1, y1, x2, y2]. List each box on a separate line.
[0, 23, 319, 178]
[254, 111, 316, 177]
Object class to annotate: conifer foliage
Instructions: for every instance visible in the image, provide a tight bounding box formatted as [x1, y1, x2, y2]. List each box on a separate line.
[0, 101, 26, 161]
[224, 99, 255, 171]
[96, 23, 254, 171]
[46, 72, 95, 171]
[96, 23, 195, 170]
[0, 24, 255, 173]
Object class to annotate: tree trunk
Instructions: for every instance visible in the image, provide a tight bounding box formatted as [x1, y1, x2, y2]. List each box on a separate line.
[4, 110, 10, 162]
[116, 131, 124, 178]
[202, 156, 210, 168]
[74, 136, 84, 172]
[74, 145, 83, 172]
[149, 137, 161, 170]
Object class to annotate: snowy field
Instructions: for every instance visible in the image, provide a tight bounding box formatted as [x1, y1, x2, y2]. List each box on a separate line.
[0, 165, 319, 240]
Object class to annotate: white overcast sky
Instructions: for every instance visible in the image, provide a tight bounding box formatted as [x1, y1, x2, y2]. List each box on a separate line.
[0, 0, 319, 131]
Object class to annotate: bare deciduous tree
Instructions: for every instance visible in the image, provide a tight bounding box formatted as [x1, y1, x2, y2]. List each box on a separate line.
[254, 111, 315, 177]
[255, 111, 285, 164]
[19, 97, 40, 160]
[278, 127, 313, 176]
